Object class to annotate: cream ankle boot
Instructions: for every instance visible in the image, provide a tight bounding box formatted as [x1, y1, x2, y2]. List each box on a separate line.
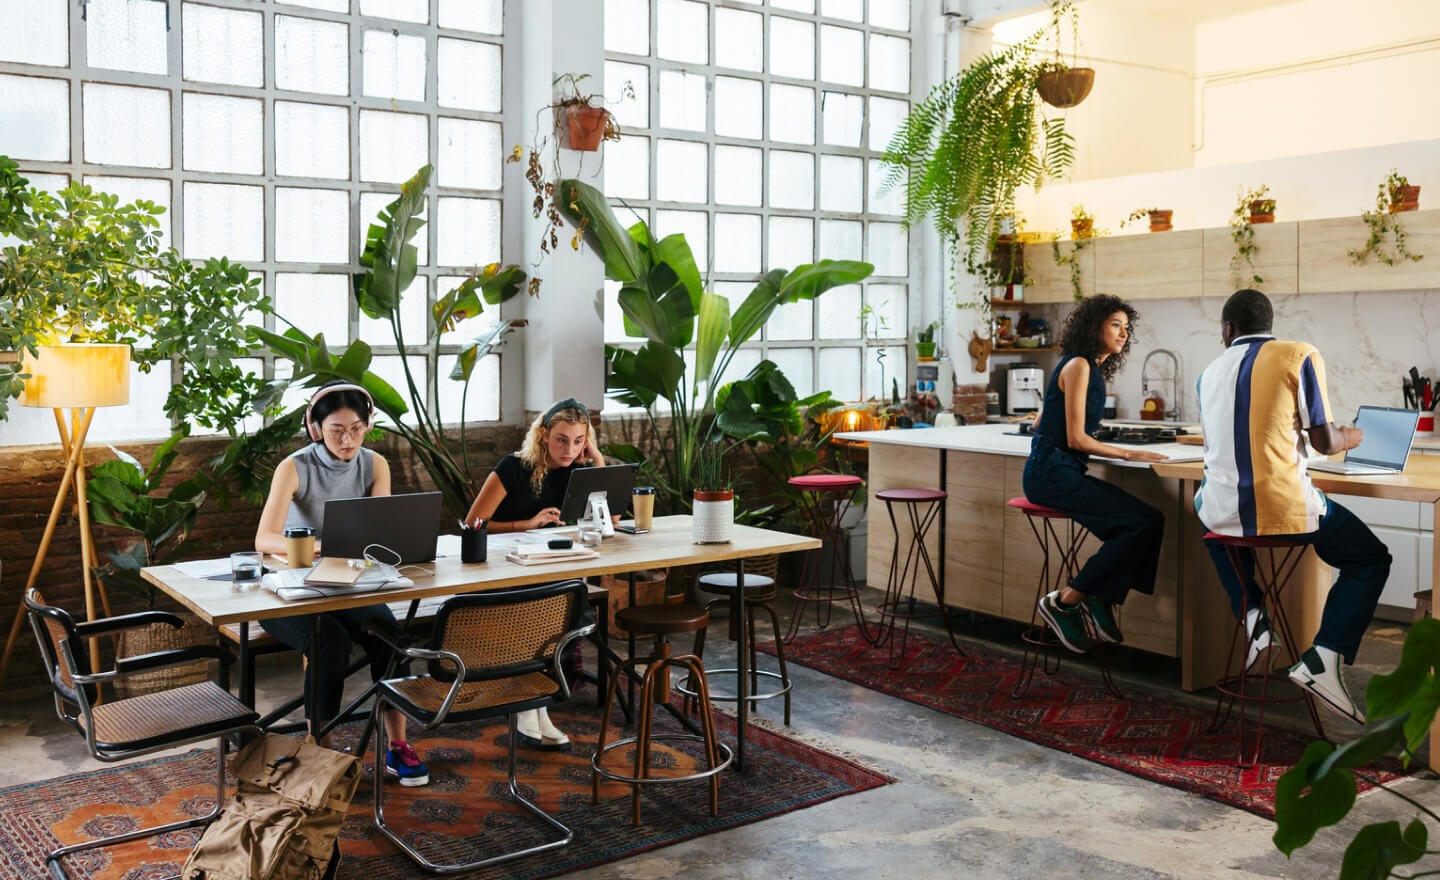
[515, 708, 567, 749]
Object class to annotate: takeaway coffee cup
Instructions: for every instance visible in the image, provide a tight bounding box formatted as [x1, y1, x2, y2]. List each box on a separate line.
[631, 486, 655, 530]
[283, 526, 315, 568]
[461, 522, 488, 563]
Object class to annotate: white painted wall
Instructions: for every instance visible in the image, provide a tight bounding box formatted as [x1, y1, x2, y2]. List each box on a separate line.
[1193, 0, 1440, 167]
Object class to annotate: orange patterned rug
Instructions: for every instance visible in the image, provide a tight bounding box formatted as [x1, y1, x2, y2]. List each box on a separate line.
[0, 700, 891, 879]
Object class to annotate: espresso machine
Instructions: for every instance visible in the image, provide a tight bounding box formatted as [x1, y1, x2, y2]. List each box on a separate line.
[1005, 363, 1044, 415]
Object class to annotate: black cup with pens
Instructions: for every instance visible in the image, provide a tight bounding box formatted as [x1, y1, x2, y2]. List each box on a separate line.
[460, 520, 488, 563]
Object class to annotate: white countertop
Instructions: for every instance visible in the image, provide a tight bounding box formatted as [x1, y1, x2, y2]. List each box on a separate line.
[835, 422, 1205, 465]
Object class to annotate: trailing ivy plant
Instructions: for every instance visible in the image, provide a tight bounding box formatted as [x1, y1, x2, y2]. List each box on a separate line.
[1230, 184, 1272, 288]
[879, 0, 1078, 317]
[1349, 171, 1424, 267]
[1051, 237, 1091, 302]
[0, 155, 270, 428]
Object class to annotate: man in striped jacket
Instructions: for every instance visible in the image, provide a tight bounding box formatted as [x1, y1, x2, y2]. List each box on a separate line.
[1194, 288, 1390, 724]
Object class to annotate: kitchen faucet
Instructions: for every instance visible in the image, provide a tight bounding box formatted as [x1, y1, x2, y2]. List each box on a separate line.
[1141, 349, 1183, 421]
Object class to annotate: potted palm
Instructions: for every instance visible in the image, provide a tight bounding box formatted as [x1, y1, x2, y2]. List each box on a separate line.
[692, 441, 734, 545]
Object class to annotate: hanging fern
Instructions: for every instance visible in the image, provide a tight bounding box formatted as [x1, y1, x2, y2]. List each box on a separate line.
[880, 5, 1077, 293]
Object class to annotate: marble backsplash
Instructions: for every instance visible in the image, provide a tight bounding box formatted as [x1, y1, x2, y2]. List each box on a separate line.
[1028, 288, 1440, 425]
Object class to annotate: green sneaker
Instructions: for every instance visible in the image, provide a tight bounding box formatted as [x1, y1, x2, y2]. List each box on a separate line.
[1080, 596, 1124, 644]
[1037, 591, 1095, 654]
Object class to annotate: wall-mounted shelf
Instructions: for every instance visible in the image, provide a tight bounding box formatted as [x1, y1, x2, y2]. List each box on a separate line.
[1019, 210, 1440, 301]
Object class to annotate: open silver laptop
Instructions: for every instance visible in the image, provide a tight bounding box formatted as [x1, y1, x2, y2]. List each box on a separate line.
[1308, 405, 1420, 475]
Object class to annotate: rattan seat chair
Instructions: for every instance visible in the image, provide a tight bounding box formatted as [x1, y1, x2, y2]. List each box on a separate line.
[25, 588, 261, 880]
[366, 580, 594, 874]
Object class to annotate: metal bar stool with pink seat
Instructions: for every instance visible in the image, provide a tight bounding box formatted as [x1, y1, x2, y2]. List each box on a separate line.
[1203, 531, 1328, 766]
[1006, 497, 1122, 699]
[783, 473, 876, 644]
[872, 487, 964, 668]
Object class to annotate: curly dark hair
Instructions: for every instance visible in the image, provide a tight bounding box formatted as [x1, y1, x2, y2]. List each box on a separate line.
[1058, 294, 1139, 381]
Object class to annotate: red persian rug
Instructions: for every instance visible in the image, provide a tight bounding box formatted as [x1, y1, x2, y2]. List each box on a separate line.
[0, 702, 891, 880]
[761, 624, 1409, 818]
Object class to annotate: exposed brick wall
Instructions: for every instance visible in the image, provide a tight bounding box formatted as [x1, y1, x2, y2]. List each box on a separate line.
[953, 382, 989, 426]
[0, 425, 522, 702]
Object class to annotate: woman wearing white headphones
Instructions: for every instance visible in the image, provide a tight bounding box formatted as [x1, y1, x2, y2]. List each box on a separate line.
[255, 381, 429, 786]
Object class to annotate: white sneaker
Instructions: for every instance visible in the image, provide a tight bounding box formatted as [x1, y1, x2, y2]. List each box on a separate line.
[515, 708, 569, 750]
[1244, 607, 1282, 673]
[1289, 646, 1365, 724]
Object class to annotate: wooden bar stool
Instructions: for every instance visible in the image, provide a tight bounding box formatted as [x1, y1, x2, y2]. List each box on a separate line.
[1006, 498, 1121, 699]
[783, 474, 875, 644]
[1203, 532, 1328, 766]
[872, 488, 963, 668]
[592, 603, 734, 827]
[678, 556, 793, 725]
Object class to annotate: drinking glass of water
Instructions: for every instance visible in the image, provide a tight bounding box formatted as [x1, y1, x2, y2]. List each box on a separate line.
[230, 551, 263, 590]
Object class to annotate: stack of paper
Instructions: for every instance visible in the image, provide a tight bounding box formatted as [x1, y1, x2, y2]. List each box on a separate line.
[504, 544, 600, 566]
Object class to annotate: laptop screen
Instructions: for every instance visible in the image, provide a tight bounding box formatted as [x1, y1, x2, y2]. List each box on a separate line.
[1348, 406, 1420, 468]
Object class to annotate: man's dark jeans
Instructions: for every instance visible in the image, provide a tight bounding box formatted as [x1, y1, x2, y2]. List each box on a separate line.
[1204, 498, 1390, 664]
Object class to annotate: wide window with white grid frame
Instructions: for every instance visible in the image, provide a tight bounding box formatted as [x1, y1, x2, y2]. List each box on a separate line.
[0, 0, 507, 448]
[602, 0, 916, 408]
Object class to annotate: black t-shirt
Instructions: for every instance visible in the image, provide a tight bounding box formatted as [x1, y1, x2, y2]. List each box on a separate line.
[491, 453, 580, 523]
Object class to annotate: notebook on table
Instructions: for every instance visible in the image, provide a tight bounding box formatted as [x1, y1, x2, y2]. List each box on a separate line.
[1307, 405, 1420, 475]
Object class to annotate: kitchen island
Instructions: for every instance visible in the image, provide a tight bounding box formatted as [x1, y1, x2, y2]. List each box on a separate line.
[836, 423, 1294, 691]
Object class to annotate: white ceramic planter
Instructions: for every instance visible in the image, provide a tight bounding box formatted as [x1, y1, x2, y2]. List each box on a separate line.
[692, 489, 734, 543]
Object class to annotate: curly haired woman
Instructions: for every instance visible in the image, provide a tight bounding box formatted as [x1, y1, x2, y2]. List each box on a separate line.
[1022, 294, 1168, 653]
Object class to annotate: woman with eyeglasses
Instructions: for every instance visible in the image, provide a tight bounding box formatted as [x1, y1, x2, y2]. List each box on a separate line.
[464, 398, 604, 749]
[255, 381, 430, 787]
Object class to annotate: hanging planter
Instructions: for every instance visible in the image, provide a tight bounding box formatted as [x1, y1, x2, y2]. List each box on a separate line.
[692, 489, 735, 544]
[1037, 65, 1095, 108]
[562, 103, 612, 152]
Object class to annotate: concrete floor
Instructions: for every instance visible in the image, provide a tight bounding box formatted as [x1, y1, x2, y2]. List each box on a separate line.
[2, 588, 1434, 880]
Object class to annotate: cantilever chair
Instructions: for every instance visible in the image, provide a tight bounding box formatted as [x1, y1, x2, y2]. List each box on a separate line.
[25, 588, 261, 880]
[367, 579, 594, 874]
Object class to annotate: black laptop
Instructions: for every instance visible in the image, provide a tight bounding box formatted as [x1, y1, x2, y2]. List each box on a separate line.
[321, 492, 442, 563]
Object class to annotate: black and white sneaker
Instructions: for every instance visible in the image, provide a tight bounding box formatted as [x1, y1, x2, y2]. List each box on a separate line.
[1244, 607, 1282, 673]
[1289, 646, 1365, 724]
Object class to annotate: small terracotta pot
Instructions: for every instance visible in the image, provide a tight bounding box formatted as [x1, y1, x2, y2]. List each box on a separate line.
[1248, 200, 1276, 224]
[1070, 217, 1094, 239]
[1148, 209, 1173, 232]
[563, 104, 610, 151]
[1389, 185, 1421, 213]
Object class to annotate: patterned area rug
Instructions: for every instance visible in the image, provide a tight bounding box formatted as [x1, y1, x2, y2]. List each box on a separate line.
[0, 701, 891, 879]
[762, 624, 1408, 818]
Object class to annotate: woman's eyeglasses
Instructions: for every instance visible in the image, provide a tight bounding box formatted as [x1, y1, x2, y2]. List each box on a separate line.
[323, 425, 368, 442]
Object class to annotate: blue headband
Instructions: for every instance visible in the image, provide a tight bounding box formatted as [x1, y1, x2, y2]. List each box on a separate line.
[541, 398, 589, 426]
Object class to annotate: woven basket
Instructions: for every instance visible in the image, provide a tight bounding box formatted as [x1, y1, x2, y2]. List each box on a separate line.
[1036, 66, 1095, 108]
[601, 570, 669, 639]
[114, 612, 216, 699]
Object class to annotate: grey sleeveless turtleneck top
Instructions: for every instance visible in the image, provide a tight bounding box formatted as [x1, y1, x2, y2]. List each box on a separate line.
[283, 444, 376, 533]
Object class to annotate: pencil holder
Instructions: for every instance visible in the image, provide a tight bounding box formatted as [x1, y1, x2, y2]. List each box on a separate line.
[461, 523, 488, 563]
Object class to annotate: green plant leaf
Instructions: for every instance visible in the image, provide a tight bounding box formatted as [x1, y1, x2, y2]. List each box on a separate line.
[556, 178, 645, 282]
[1338, 820, 1427, 880]
[1367, 616, 1440, 755]
[635, 342, 686, 407]
[617, 284, 693, 349]
[1272, 740, 1359, 856]
[449, 321, 517, 382]
[694, 291, 731, 394]
[651, 233, 703, 310]
[731, 260, 874, 346]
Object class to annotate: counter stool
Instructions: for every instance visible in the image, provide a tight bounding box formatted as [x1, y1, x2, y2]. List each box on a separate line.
[593, 603, 734, 827]
[1203, 532, 1327, 766]
[783, 474, 875, 644]
[1006, 498, 1122, 699]
[872, 488, 964, 668]
[677, 556, 793, 725]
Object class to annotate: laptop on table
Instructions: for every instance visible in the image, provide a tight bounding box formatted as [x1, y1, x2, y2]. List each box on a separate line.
[321, 491, 443, 563]
[1307, 406, 1420, 475]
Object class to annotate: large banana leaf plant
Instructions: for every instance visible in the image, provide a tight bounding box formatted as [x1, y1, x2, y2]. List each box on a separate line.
[557, 178, 872, 511]
[253, 165, 526, 518]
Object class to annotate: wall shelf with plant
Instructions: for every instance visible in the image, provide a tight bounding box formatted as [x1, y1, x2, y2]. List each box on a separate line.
[1230, 184, 1275, 287]
[1349, 170, 1425, 267]
[1122, 207, 1174, 233]
[879, 0, 1079, 324]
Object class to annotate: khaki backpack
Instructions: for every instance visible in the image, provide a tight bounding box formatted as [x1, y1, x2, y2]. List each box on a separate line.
[182, 733, 361, 880]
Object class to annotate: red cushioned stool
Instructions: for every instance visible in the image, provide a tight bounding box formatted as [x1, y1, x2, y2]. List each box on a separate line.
[872, 488, 964, 668]
[1006, 497, 1122, 699]
[1203, 532, 1327, 766]
[783, 474, 876, 644]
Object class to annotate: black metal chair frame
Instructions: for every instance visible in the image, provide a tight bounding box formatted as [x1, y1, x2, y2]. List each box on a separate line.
[25, 589, 261, 880]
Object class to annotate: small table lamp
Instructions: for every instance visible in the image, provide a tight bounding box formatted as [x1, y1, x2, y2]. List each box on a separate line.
[0, 343, 130, 683]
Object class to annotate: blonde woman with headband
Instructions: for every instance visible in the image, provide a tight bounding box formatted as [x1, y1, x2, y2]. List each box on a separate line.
[255, 381, 430, 786]
[464, 397, 604, 749]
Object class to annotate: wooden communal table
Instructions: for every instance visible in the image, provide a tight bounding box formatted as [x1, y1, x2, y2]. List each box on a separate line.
[143, 516, 819, 771]
[1154, 455, 1440, 770]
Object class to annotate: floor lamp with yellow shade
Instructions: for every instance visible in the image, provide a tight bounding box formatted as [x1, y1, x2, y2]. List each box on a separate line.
[0, 343, 130, 683]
